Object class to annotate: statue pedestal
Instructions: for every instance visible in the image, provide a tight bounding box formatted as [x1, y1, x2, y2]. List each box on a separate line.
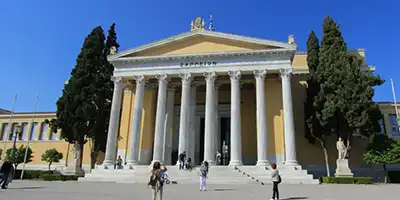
[62, 158, 85, 177]
[335, 159, 353, 177]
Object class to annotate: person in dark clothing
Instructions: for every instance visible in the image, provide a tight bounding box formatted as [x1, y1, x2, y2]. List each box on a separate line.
[178, 151, 186, 170]
[0, 161, 13, 189]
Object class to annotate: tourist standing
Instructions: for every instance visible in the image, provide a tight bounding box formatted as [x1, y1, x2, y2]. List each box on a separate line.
[199, 161, 209, 191]
[148, 162, 166, 200]
[0, 161, 13, 189]
[178, 151, 186, 170]
[215, 150, 221, 165]
[270, 163, 281, 200]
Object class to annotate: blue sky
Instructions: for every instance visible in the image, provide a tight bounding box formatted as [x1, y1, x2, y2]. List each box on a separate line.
[0, 0, 398, 112]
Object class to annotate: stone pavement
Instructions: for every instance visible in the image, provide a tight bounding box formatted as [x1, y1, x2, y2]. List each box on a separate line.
[0, 180, 399, 200]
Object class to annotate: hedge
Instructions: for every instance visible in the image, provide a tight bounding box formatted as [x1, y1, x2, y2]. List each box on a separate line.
[388, 171, 400, 183]
[11, 170, 78, 181]
[41, 174, 79, 181]
[320, 176, 373, 184]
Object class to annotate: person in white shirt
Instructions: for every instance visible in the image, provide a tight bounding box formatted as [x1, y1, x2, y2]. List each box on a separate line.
[270, 163, 281, 200]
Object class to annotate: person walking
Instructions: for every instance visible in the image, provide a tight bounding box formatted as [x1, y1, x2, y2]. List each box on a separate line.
[199, 161, 209, 191]
[148, 162, 166, 200]
[270, 163, 281, 200]
[178, 151, 186, 170]
[0, 161, 13, 189]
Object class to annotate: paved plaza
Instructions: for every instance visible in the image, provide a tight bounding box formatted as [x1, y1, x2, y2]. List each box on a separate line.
[0, 180, 399, 200]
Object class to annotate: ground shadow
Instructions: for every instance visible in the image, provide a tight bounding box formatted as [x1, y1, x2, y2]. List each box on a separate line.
[282, 197, 308, 200]
[7, 186, 46, 190]
[213, 188, 236, 192]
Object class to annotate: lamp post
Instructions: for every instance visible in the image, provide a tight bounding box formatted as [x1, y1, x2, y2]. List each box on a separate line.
[10, 124, 22, 163]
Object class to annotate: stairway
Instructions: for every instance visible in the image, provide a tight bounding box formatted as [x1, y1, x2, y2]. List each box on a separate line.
[236, 166, 320, 184]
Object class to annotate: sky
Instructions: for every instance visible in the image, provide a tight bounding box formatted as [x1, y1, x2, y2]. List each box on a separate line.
[0, 0, 398, 112]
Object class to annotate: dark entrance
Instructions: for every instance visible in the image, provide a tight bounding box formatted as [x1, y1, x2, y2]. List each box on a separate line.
[198, 117, 205, 165]
[220, 117, 230, 165]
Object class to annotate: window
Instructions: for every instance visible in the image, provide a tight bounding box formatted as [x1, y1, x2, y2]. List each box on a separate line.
[388, 114, 400, 137]
[50, 130, 58, 140]
[29, 122, 38, 140]
[1, 123, 8, 141]
[20, 123, 28, 141]
[39, 122, 48, 140]
[9, 123, 18, 141]
[378, 118, 386, 135]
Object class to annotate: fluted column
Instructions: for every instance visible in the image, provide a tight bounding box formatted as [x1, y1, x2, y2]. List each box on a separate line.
[152, 74, 168, 163]
[188, 83, 197, 163]
[280, 68, 298, 166]
[214, 83, 221, 152]
[127, 75, 147, 167]
[228, 71, 243, 166]
[254, 70, 269, 166]
[163, 86, 175, 165]
[103, 76, 124, 167]
[203, 72, 217, 165]
[177, 73, 193, 161]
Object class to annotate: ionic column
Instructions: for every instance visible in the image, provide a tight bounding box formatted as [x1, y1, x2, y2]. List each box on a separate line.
[103, 76, 124, 168]
[163, 86, 175, 165]
[254, 70, 269, 166]
[188, 83, 197, 164]
[177, 73, 193, 161]
[280, 68, 298, 166]
[214, 83, 221, 152]
[126, 75, 147, 167]
[228, 70, 243, 166]
[203, 72, 217, 165]
[152, 74, 168, 163]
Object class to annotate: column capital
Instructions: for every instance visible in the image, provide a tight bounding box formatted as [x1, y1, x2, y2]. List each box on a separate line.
[155, 74, 169, 84]
[254, 70, 267, 80]
[133, 75, 147, 86]
[179, 73, 193, 85]
[111, 76, 123, 84]
[228, 70, 241, 82]
[203, 72, 217, 83]
[279, 68, 293, 78]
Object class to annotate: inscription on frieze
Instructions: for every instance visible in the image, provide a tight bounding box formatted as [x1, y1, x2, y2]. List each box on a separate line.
[180, 61, 217, 68]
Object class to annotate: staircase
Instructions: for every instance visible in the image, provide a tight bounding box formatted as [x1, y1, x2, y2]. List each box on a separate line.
[236, 166, 320, 184]
[79, 165, 319, 184]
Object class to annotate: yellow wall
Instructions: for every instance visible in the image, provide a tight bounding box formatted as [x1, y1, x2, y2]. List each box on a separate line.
[0, 114, 91, 168]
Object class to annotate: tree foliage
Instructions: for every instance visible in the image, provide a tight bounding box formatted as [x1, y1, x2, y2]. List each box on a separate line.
[363, 134, 400, 183]
[41, 148, 63, 171]
[311, 16, 383, 145]
[5, 145, 33, 168]
[48, 24, 119, 169]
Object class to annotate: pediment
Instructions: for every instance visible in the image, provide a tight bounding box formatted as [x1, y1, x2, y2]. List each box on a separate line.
[110, 30, 297, 59]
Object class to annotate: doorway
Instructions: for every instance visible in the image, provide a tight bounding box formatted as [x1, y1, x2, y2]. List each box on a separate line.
[220, 117, 230, 165]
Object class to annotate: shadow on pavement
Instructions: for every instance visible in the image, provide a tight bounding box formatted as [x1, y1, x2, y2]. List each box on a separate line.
[7, 186, 46, 190]
[213, 188, 236, 192]
[282, 197, 308, 200]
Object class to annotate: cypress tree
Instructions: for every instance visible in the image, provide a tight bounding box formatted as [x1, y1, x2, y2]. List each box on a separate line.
[51, 26, 106, 168]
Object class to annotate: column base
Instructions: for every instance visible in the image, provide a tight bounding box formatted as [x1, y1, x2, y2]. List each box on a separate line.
[102, 160, 115, 169]
[228, 160, 243, 166]
[126, 160, 140, 169]
[256, 160, 270, 167]
[284, 160, 298, 166]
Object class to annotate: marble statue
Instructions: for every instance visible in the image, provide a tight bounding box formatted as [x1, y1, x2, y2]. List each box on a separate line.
[109, 46, 117, 55]
[73, 142, 80, 159]
[336, 137, 346, 160]
[288, 35, 295, 44]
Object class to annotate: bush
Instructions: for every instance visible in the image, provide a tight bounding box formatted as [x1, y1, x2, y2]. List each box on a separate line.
[320, 176, 373, 184]
[13, 170, 45, 180]
[41, 174, 78, 181]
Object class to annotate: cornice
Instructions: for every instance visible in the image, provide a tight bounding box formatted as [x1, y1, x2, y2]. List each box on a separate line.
[110, 48, 295, 65]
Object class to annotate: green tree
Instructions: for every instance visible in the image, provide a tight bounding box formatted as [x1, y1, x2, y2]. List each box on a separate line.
[5, 145, 33, 169]
[364, 134, 400, 183]
[304, 30, 330, 176]
[313, 16, 383, 158]
[41, 148, 63, 171]
[49, 26, 107, 169]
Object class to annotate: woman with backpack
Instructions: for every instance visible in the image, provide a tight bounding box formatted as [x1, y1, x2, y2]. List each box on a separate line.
[148, 162, 167, 200]
[199, 161, 209, 191]
[270, 163, 281, 200]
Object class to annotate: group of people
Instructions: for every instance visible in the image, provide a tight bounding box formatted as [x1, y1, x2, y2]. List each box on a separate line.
[177, 151, 193, 171]
[148, 159, 281, 200]
[0, 160, 14, 190]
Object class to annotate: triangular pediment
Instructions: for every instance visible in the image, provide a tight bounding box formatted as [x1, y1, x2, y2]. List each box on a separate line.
[110, 30, 297, 59]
